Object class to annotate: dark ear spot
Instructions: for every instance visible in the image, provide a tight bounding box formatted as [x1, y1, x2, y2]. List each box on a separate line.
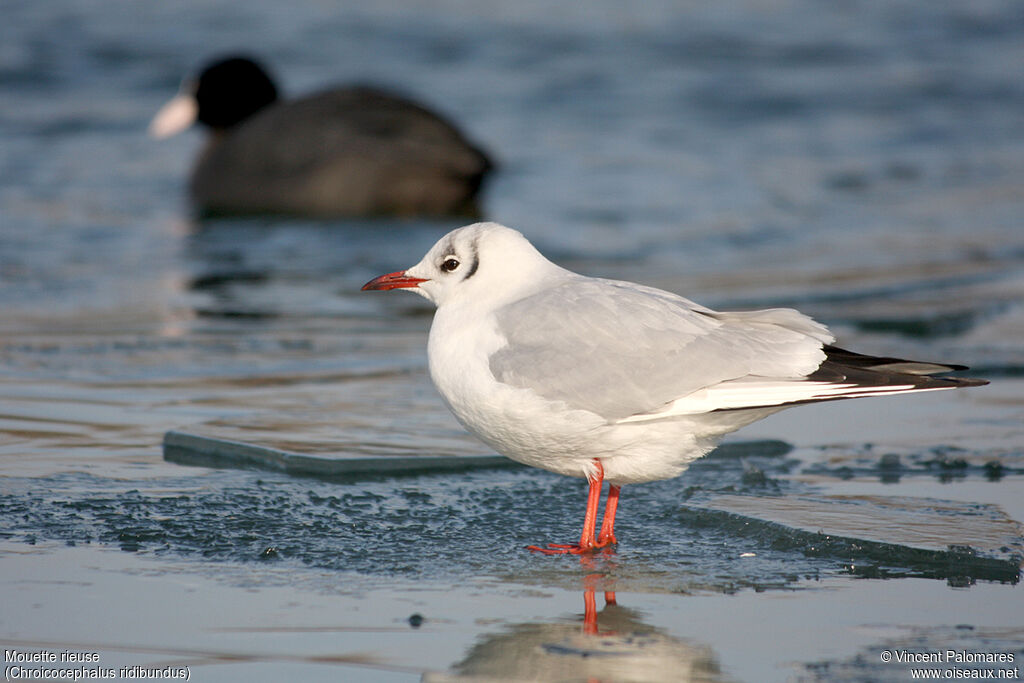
[463, 241, 480, 280]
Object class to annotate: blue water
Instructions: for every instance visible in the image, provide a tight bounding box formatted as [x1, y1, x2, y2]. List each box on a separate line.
[1, 1, 1023, 680]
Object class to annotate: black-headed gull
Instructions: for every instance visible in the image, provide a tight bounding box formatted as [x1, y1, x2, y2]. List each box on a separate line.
[363, 222, 987, 554]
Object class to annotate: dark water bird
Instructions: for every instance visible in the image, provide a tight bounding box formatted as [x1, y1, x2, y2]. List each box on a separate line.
[363, 222, 989, 554]
[150, 56, 494, 218]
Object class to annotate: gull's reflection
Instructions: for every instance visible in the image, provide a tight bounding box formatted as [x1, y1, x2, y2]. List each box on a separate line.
[425, 572, 731, 683]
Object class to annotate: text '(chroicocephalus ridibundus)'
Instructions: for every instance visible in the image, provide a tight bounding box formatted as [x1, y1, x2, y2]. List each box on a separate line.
[362, 222, 987, 554]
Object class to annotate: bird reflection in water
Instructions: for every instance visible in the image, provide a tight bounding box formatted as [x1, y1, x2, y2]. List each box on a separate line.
[424, 562, 732, 683]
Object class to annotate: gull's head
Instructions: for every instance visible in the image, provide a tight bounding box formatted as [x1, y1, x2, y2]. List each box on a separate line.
[362, 222, 561, 308]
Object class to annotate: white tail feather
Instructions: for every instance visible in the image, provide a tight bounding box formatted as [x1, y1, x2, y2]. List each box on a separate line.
[617, 379, 951, 423]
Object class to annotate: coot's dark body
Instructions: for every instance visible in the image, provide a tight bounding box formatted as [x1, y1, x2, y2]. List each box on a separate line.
[153, 57, 493, 218]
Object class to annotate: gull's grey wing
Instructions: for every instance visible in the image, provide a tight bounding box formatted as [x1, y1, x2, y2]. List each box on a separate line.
[488, 277, 833, 421]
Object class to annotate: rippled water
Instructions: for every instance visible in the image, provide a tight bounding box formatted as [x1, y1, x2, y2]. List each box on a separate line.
[1, 1, 1023, 680]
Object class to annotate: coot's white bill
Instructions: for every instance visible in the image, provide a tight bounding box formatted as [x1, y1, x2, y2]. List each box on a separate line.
[148, 92, 198, 139]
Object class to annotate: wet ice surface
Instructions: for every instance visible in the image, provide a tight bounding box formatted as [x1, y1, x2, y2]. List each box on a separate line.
[4, 541, 1023, 683]
[3, 0, 1024, 681]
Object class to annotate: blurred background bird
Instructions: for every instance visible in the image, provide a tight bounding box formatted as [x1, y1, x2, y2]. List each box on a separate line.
[151, 55, 494, 218]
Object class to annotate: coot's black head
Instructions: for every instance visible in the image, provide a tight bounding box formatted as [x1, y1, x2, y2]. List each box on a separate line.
[193, 56, 279, 130]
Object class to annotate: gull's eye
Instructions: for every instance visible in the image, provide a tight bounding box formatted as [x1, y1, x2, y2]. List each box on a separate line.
[440, 257, 460, 273]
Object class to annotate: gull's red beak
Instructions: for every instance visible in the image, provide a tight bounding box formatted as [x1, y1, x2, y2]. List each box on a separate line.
[361, 270, 428, 291]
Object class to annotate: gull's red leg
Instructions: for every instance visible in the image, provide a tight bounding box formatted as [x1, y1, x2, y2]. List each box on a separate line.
[582, 588, 599, 635]
[582, 579, 617, 636]
[595, 484, 620, 548]
[527, 460, 604, 554]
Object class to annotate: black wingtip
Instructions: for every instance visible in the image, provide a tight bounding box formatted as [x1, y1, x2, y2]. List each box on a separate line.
[823, 345, 985, 379]
[810, 344, 989, 393]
